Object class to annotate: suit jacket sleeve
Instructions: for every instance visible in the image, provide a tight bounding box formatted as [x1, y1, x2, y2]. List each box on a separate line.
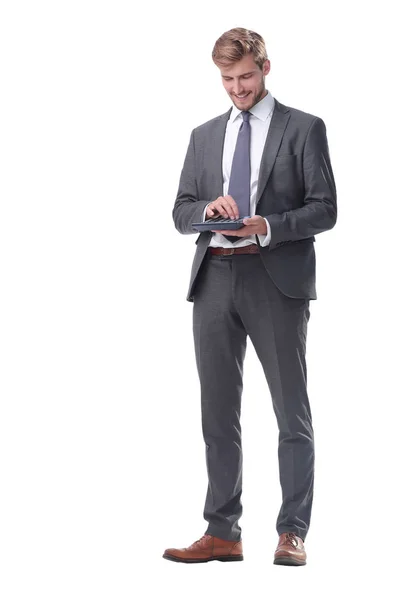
[172, 129, 211, 235]
[263, 117, 337, 250]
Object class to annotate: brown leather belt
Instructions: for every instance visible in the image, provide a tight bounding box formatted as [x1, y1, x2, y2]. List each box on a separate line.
[208, 244, 260, 256]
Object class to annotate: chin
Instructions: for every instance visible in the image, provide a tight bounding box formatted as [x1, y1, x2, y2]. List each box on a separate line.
[233, 96, 253, 108]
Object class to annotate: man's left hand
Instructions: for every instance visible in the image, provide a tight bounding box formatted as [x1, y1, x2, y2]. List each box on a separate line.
[211, 215, 267, 236]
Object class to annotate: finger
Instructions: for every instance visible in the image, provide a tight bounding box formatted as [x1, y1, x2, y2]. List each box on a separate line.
[213, 197, 230, 218]
[223, 196, 239, 219]
[213, 196, 232, 218]
[220, 199, 238, 220]
[208, 206, 225, 218]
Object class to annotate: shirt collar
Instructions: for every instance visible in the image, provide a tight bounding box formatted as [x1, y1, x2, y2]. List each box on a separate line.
[229, 90, 275, 123]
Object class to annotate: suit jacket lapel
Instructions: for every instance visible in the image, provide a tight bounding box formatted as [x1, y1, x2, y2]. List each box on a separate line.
[256, 99, 290, 207]
[209, 107, 232, 198]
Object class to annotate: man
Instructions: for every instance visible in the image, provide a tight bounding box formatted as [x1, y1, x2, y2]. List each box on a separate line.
[163, 27, 337, 566]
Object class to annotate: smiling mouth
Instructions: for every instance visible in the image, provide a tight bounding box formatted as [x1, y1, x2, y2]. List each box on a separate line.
[235, 93, 249, 99]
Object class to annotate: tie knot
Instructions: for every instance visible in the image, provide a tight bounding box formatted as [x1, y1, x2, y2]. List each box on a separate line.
[241, 111, 251, 122]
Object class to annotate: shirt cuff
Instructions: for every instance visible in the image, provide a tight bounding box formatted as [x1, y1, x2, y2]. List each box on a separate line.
[257, 218, 271, 246]
[202, 203, 212, 222]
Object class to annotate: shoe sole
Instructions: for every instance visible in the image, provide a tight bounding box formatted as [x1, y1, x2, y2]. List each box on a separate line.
[273, 556, 306, 566]
[163, 553, 243, 563]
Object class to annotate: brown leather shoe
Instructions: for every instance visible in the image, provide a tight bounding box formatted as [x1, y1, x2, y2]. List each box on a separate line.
[273, 532, 307, 566]
[163, 534, 243, 563]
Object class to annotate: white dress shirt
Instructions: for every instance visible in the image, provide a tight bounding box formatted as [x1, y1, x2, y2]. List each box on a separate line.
[202, 90, 275, 247]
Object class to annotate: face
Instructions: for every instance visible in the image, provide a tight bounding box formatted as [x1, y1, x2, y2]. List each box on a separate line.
[219, 53, 271, 111]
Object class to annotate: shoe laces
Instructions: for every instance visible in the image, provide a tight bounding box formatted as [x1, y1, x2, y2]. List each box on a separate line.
[284, 532, 298, 548]
[188, 535, 210, 549]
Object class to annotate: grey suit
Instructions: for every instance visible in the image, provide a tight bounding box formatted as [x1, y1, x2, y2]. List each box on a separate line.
[172, 98, 337, 542]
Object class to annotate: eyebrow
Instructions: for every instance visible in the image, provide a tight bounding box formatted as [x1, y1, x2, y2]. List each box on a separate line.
[222, 71, 256, 78]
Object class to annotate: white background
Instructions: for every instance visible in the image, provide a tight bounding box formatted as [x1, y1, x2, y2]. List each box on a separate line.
[0, 0, 399, 598]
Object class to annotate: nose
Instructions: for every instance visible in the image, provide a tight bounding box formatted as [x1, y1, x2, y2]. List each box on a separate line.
[232, 80, 244, 96]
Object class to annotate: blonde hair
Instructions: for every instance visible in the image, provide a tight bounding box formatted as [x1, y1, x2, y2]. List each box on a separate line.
[212, 27, 268, 71]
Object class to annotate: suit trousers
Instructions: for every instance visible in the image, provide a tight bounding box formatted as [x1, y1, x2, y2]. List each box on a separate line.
[192, 251, 314, 542]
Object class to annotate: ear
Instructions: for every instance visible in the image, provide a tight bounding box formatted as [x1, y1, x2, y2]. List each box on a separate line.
[263, 59, 271, 77]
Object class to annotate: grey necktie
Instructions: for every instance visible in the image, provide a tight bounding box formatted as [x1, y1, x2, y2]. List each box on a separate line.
[223, 110, 251, 243]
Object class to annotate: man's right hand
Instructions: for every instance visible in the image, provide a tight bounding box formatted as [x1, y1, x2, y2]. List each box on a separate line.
[206, 195, 239, 220]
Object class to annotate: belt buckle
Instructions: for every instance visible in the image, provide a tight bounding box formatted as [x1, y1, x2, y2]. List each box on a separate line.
[224, 247, 235, 255]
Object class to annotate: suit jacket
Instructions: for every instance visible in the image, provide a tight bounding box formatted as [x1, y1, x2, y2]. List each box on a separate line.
[172, 98, 337, 302]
